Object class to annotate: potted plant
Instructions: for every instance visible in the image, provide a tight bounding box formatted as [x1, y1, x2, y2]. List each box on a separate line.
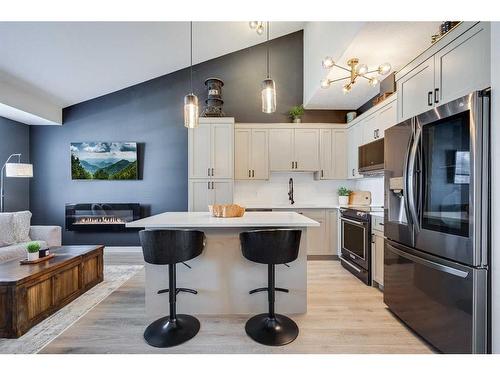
[337, 187, 352, 206]
[26, 242, 41, 261]
[289, 105, 305, 123]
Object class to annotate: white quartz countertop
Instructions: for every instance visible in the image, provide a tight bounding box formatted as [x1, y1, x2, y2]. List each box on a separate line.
[126, 211, 320, 228]
[243, 203, 340, 209]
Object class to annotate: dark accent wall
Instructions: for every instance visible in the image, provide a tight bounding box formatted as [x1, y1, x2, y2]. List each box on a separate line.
[30, 30, 330, 246]
[0, 116, 30, 212]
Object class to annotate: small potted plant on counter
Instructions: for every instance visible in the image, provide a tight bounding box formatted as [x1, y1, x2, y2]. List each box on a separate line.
[26, 241, 41, 261]
[289, 105, 304, 123]
[337, 187, 352, 206]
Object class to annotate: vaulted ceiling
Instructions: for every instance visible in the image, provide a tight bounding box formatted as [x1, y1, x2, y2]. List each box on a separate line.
[0, 21, 439, 125]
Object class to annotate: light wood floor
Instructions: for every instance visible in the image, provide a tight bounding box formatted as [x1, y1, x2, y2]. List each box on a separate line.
[41, 253, 434, 354]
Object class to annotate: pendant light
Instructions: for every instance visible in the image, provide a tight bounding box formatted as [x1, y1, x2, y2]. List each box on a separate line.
[184, 21, 199, 128]
[261, 21, 276, 114]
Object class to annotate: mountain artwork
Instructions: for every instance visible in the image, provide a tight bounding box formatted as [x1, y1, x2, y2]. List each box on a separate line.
[70, 142, 138, 180]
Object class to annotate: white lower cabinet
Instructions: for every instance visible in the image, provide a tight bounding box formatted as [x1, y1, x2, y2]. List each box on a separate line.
[188, 179, 233, 211]
[371, 216, 385, 287]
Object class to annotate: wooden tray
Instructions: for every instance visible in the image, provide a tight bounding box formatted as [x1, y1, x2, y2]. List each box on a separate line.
[20, 253, 55, 265]
[349, 191, 372, 206]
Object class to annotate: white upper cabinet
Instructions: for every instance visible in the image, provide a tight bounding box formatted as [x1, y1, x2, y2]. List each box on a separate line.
[347, 123, 363, 179]
[269, 128, 319, 172]
[250, 129, 269, 179]
[396, 22, 490, 122]
[269, 128, 295, 171]
[294, 129, 320, 171]
[234, 128, 269, 180]
[362, 113, 378, 144]
[316, 129, 347, 180]
[332, 130, 348, 179]
[397, 56, 435, 122]
[318, 129, 333, 179]
[189, 118, 234, 179]
[189, 123, 212, 178]
[435, 22, 490, 105]
[377, 100, 397, 138]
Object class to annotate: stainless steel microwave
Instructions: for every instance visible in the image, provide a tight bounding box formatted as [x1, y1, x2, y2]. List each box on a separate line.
[358, 138, 384, 174]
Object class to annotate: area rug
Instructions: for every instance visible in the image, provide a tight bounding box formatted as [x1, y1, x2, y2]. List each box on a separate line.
[0, 264, 143, 354]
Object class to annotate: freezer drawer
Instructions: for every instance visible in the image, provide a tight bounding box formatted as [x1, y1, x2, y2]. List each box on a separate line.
[384, 239, 488, 353]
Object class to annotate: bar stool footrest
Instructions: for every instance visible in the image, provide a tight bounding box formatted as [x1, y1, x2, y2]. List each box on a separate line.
[248, 287, 289, 294]
[157, 288, 198, 295]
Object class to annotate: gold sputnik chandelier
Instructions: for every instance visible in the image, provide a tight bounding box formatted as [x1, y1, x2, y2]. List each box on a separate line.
[320, 57, 391, 94]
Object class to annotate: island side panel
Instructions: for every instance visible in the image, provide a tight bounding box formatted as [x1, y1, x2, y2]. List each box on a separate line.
[145, 227, 307, 317]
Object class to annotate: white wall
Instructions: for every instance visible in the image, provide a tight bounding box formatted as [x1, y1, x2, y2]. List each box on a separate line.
[491, 21, 500, 354]
[234, 172, 355, 206]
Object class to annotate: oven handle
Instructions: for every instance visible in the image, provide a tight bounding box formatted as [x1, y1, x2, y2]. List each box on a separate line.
[340, 217, 367, 226]
[387, 243, 469, 278]
[341, 257, 362, 273]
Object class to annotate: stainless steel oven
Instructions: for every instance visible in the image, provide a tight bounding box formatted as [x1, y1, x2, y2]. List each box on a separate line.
[340, 208, 371, 285]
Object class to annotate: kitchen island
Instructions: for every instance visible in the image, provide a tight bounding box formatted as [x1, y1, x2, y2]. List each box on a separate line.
[127, 211, 318, 318]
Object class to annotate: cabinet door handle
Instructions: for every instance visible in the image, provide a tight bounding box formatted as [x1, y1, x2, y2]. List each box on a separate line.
[295, 161, 298, 169]
[252, 170, 255, 178]
[208, 168, 210, 176]
[211, 168, 214, 176]
[352, 168, 355, 176]
[291, 161, 294, 169]
[373, 129, 376, 139]
[248, 169, 251, 177]
[211, 181, 214, 189]
[321, 169, 324, 178]
[208, 181, 211, 190]
[427, 91, 433, 106]
[434, 88, 440, 104]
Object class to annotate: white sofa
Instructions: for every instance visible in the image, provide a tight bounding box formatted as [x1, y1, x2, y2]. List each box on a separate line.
[0, 211, 62, 264]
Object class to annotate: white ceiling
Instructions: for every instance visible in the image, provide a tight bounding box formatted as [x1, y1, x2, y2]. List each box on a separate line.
[0, 22, 303, 109]
[0, 21, 440, 124]
[304, 22, 441, 109]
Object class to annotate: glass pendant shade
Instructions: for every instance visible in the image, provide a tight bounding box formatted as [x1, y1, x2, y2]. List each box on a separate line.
[369, 77, 379, 87]
[320, 79, 331, 89]
[261, 78, 276, 114]
[184, 93, 199, 128]
[322, 56, 335, 69]
[378, 62, 391, 75]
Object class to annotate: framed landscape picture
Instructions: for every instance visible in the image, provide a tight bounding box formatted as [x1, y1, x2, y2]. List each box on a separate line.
[71, 142, 138, 180]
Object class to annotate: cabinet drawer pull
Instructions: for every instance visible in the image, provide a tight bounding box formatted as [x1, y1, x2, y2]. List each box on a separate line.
[252, 170, 255, 178]
[427, 91, 433, 106]
[434, 88, 440, 104]
[291, 161, 294, 169]
[248, 170, 251, 177]
[295, 161, 298, 169]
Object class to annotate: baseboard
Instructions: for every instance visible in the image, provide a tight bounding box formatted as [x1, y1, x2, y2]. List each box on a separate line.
[307, 255, 339, 261]
[104, 246, 142, 253]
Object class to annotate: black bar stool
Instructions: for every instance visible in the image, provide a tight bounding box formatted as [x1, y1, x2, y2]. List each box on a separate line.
[139, 229, 205, 348]
[239, 229, 302, 346]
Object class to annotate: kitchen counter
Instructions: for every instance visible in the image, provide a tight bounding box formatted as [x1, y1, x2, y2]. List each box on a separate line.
[126, 211, 319, 228]
[127, 211, 315, 317]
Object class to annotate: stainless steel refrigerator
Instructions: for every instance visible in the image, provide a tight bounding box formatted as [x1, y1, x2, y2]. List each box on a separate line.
[383, 90, 490, 354]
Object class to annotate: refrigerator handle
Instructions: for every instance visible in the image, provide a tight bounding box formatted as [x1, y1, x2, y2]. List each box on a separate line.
[387, 242, 469, 278]
[402, 122, 414, 228]
[407, 125, 421, 232]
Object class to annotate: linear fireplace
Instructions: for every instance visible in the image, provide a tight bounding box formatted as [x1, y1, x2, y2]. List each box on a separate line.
[65, 203, 141, 232]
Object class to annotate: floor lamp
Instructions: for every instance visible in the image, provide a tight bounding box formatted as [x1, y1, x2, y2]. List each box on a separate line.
[0, 153, 33, 212]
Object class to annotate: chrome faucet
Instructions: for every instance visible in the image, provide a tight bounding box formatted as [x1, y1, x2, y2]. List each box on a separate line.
[288, 178, 295, 205]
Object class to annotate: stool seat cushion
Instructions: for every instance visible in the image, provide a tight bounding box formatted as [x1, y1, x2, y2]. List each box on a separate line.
[240, 229, 301, 265]
[139, 229, 205, 265]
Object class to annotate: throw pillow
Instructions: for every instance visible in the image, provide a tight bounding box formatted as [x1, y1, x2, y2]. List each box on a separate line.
[0, 213, 16, 247]
[13, 211, 32, 243]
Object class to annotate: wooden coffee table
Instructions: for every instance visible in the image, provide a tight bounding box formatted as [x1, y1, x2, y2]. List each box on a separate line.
[0, 245, 104, 338]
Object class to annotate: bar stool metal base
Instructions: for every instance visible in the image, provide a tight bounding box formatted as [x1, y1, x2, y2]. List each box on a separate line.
[144, 314, 200, 348]
[245, 313, 299, 346]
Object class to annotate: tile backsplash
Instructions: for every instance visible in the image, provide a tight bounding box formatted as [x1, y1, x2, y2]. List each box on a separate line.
[234, 172, 356, 206]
